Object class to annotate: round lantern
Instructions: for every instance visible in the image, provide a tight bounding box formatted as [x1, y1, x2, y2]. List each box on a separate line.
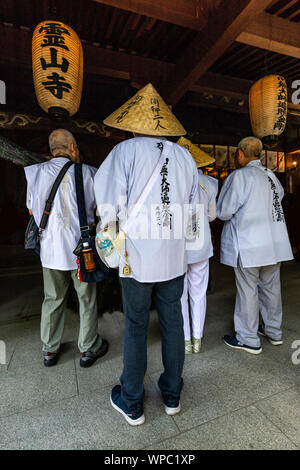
[32, 20, 83, 120]
[249, 75, 287, 148]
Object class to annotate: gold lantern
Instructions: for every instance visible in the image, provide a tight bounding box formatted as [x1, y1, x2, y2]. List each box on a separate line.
[32, 21, 83, 120]
[249, 75, 287, 148]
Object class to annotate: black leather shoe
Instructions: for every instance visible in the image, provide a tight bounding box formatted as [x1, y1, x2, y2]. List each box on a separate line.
[80, 338, 109, 368]
[43, 351, 59, 367]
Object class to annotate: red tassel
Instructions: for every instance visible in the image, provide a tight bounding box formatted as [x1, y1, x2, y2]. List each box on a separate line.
[76, 258, 83, 283]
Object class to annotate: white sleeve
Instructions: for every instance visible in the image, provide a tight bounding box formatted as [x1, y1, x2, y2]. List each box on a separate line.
[26, 185, 32, 210]
[189, 162, 201, 215]
[276, 179, 285, 201]
[208, 200, 216, 222]
[208, 178, 218, 222]
[94, 144, 128, 230]
[217, 172, 244, 221]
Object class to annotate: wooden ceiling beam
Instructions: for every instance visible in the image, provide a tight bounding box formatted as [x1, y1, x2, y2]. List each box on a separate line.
[237, 12, 300, 59]
[91, 0, 208, 30]
[164, 0, 273, 105]
[275, 0, 300, 17]
[1, 24, 298, 113]
[0, 24, 173, 86]
[191, 72, 252, 99]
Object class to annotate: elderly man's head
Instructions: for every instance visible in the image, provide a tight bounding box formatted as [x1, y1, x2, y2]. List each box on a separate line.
[235, 136, 263, 169]
[49, 129, 79, 162]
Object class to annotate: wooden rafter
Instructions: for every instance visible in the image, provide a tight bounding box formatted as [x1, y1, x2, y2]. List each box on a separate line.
[237, 12, 300, 59]
[0, 24, 173, 86]
[1, 20, 299, 112]
[91, 0, 208, 30]
[164, 0, 274, 105]
[275, 0, 300, 17]
[191, 72, 252, 99]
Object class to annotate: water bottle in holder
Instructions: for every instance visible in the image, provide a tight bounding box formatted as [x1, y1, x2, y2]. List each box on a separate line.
[96, 232, 119, 268]
[82, 241, 96, 272]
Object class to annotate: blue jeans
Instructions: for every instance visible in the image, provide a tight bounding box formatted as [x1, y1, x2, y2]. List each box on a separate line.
[120, 275, 185, 410]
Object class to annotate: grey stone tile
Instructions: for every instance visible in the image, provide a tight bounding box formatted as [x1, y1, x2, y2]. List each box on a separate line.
[256, 388, 300, 447]
[153, 348, 296, 433]
[0, 359, 78, 418]
[0, 317, 40, 343]
[146, 406, 297, 450]
[0, 260, 299, 450]
[8, 335, 77, 373]
[0, 337, 17, 372]
[0, 272, 43, 325]
[99, 311, 124, 340]
[0, 381, 178, 450]
[76, 311, 168, 394]
[171, 377, 244, 432]
[110, 310, 124, 328]
[75, 339, 124, 394]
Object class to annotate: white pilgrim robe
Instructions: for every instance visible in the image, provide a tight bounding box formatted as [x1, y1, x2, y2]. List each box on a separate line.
[93, 137, 200, 283]
[187, 170, 218, 264]
[25, 157, 97, 271]
[217, 160, 293, 268]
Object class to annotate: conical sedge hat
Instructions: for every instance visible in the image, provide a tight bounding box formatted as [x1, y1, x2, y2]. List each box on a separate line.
[103, 83, 186, 136]
[177, 137, 215, 168]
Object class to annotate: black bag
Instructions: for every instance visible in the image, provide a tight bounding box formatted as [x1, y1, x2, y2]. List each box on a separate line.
[24, 215, 40, 255]
[73, 163, 110, 283]
[24, 161, 73, 255]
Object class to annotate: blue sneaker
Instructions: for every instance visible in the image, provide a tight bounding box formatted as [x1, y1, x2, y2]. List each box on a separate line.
[110, 385, 145, 426]
[162, 395, 181, 416]
[258, 325, 283, 346]
[223, 335, 262, 355]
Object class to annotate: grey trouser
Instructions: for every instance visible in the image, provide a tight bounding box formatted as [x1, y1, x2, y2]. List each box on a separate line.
[234, 258, 282, 347]
[41, 268, 102, 354]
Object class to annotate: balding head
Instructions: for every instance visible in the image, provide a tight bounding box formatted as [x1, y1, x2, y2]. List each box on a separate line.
[235, 136, 263, 168]
[49, 129, 78, 161]
[238, 136, 263, 159]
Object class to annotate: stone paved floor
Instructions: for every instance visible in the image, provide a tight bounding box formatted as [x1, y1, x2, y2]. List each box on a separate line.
[0, 261, 299, 450]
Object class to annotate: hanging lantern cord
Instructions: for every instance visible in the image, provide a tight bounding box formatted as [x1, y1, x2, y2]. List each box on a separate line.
[48, 0, 58, 20]
[263, 14, 274, 76]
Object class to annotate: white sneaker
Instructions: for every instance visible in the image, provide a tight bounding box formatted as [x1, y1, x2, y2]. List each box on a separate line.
[258, 325, 283, 346]
[165, 402, 181, 416]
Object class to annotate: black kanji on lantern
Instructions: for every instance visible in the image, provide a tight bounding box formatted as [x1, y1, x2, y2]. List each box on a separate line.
[40, 48, 69, 73]
[41, 35, 69, 50]
[40, 22, 70, 51]
[273, 77, 287, 132]
[42, 72, 72, 99]
[274, 115, 286, 131]
[277, 104, 286, 115]
[39, 23, 70, 36]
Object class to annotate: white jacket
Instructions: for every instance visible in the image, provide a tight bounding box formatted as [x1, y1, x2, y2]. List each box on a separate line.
[187, 170, 218, 264]
[217, 160, 293, 268]
[25, 157, 97, 270]
[94, 137, 200, 282]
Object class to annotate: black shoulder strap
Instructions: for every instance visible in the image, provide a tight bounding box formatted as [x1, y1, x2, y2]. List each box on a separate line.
[39, 161, 73, 230]
[74, 163, 90, 240]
